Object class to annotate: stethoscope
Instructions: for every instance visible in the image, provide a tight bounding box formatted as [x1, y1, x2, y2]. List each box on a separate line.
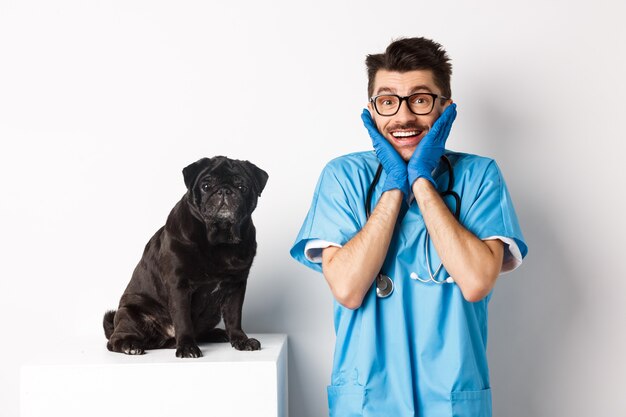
[366, 155, 461, 298]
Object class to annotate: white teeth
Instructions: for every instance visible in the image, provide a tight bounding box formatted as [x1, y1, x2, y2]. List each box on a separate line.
[392, 131, 418, 138]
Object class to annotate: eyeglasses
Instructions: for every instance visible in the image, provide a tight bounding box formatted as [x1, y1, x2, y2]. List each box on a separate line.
[369, 92, 449, 116]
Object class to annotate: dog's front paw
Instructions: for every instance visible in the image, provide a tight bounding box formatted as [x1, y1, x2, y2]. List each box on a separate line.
[231, 337, 261, 351]
[176, 343, 203, 358]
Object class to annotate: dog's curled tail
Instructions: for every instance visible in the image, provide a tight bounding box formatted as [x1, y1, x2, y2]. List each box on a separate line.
[103, 310, 116, 339]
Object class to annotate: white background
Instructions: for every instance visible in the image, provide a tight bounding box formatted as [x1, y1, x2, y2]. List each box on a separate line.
[1, 1, 625, 416]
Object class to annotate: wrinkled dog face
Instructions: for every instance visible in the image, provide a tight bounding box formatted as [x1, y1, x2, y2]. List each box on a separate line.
[183, 156, 268, 244]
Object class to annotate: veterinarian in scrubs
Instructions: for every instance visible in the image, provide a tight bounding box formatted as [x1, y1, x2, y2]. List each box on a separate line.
[290, 37, 527, 417]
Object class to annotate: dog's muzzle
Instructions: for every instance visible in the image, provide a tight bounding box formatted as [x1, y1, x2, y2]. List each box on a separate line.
[200, 186, 248, 244]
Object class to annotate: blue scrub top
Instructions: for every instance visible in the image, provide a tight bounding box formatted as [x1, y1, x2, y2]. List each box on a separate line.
[290, 150, 528, 417]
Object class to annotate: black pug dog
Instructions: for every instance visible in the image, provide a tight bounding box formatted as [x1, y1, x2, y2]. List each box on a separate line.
[103, 156, 268, 358]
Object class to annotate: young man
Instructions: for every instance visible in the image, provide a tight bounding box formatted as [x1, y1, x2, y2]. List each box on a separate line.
[290, 37, 528, 417]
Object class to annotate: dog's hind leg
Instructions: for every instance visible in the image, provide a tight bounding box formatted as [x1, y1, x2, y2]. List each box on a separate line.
[107, 294, 175, 354]
[106, 305, 150, 355]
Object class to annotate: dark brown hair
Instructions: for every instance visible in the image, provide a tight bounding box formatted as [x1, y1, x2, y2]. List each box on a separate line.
[366, 37, 452, 99]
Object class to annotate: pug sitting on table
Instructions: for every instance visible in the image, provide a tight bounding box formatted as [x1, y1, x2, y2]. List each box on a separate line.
[103, 156, 268, 358]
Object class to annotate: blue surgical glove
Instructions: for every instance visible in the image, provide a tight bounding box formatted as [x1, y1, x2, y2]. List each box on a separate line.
[361, 109, 410, 197]
[407, 103, 457, 187]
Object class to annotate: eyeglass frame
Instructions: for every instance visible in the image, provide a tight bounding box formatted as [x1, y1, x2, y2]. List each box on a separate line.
[369, 92, 450, 116]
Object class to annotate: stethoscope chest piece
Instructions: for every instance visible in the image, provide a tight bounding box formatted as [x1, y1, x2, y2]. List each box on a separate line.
[376, 274, 394, 298]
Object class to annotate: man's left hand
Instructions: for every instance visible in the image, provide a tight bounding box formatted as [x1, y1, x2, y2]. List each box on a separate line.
[407, 103, 457, 187]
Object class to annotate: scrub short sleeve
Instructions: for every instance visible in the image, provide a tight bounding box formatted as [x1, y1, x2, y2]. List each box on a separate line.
[290, 162, 364, 273]
[463, 160, 528, 269]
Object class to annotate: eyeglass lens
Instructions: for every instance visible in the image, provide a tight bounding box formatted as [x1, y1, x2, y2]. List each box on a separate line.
[374, 93, 436, 116]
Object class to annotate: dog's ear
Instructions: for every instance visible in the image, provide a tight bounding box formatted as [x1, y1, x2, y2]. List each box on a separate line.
[243, 161, 269, 197]
[182, 158, 211, 190]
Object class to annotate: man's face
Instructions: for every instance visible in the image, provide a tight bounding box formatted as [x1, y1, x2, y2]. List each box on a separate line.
[368, 69, 452, 161]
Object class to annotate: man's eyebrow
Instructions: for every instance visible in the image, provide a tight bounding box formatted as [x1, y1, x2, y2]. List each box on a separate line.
[374, 85, 434, 95]
[409, 85, 434, 94]
[375, 87, 397, 95]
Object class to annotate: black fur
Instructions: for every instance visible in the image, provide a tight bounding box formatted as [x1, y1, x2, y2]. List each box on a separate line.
[103, 156, 268, 357]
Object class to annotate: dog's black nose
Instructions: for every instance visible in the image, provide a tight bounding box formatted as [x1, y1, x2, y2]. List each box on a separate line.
[216, 188, 232, 197]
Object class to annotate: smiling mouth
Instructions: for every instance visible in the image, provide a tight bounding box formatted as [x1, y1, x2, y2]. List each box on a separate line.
[389, 128, 427, 145]
[392, 130, 421, 138]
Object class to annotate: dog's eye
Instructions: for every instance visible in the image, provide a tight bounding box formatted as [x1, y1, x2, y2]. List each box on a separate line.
[201, 183, 210, 192]
[238, 185, 248, 192]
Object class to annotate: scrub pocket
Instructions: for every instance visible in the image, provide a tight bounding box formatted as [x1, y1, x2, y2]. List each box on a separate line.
[451, 388, 492, 417]
[327, 384, 365, 417]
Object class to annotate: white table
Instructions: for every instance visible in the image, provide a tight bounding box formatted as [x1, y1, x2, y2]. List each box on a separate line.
[20, 334, 288, 417]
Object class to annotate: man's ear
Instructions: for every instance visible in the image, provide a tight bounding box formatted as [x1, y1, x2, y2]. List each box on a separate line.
[243, 161, 269, 197]
[182, 158, 211, 190]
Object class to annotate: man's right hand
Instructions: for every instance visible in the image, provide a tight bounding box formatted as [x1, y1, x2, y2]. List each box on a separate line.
[361, 109, 410, 197]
